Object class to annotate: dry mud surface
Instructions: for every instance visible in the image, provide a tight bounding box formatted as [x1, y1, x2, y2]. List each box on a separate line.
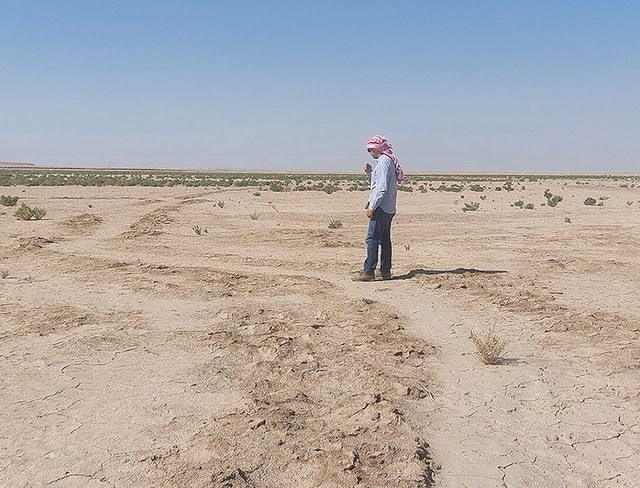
[1, 178, 639, 487]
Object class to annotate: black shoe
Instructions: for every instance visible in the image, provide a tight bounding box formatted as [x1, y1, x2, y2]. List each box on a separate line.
[380, 271, 392, 280]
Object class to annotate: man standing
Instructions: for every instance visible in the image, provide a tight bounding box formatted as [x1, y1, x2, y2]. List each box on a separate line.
[354, 135, 404, 282]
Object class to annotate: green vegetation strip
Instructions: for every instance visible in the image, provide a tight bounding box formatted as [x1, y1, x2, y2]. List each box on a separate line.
[0, 169, 636, 189]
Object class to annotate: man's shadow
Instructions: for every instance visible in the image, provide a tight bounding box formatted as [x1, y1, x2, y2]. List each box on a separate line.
[391, 268, 507, 280]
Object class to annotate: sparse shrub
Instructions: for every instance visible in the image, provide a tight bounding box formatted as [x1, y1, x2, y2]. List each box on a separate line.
[565, 217, 571, 223]
[597, 202, 604, 207]
[253, 192, 261, 196]
[0, 195, 19, 206]
[544, 189, 563, 207]
[192, 225, 207, 235]
[598, 196, 609, 201]
[470, 327, 508, 365]
[14, 203, 47, 220]
[323, 184, 339, 194]
[328, 220, 343, 229]
[584, 197, 596, 206]
[495, 186, 502, 191]
[1, 269, 8, 279]
[31, 207, 47, 220]
[524, 203, 534, 210]
[514, 200, 524, 208]
[217, 200, 225, 208]
[398, 185, 413, 192]
[269, 181, 284, 192]
[437, 184, 464, 192]
[480, 195, 487, 200]
[14, 204, 32, 220]
[503, 181, 514, 192]
[470, 184, 485, 192]
[462, 202, 480, 212]
[249, 211, 260, 220]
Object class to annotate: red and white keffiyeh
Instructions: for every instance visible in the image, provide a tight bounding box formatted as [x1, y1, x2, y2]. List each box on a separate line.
[366, 135, 404, 183]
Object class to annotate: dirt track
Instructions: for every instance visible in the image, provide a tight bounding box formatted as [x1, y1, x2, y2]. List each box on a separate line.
[1, 179, 639, 487]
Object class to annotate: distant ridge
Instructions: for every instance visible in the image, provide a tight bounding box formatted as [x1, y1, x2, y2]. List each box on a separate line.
[0, 161, 36, 168]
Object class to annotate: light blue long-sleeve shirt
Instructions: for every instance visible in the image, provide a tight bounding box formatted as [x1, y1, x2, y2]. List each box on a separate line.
[366, 154, 397, 214]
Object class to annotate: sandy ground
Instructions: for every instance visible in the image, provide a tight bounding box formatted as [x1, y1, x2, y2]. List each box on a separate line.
[1, 178, 639, 487]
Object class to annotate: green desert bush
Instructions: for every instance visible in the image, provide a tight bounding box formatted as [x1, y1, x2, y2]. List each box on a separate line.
[31, 207, 47, 220]
[524, 203, 535, 210]
[323, 183, 340, 194]
[584, 197, 596, 206]
[328, 220, 343, 229]
[544, 189, 563, 207]
[14, 203, 47, 220]
[462, 202, 480, 212]
[0, 195, 19, 206]
[513, 200, 524, 208]
[437, 184, 463, 192]
[192, 225, 207, 235]
[470, 327, 509, 365]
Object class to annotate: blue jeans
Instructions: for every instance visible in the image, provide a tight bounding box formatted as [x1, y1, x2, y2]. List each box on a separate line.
[363, 208, 395, 274]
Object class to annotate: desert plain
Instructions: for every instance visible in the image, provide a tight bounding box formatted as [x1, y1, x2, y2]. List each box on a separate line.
[1, 173, 639, 487]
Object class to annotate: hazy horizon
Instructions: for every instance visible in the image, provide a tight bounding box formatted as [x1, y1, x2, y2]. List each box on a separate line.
[1, 1, 639, 173]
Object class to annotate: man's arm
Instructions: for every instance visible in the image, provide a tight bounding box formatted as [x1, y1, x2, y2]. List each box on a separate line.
[367, 160, 390, 212]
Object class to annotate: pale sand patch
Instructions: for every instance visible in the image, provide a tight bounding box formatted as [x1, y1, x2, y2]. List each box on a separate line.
[0, 179, 638, 487]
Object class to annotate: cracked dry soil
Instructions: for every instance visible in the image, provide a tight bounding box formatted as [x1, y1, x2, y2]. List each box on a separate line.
[1, 180, 639, 487]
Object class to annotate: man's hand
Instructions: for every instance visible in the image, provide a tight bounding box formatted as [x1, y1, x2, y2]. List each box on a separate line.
[363, 162, 372, 173]
[366, 208, 374, 219]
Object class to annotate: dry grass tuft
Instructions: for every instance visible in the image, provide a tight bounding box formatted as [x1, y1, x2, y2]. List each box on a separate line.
[14, 203, 47, 220]
[462, 202, 480, 212]
[1, 195, 19, 206]
[470, 327, 509, 365]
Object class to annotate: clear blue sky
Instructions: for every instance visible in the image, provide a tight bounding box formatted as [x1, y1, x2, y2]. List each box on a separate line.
[1, 0, 639, 172]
